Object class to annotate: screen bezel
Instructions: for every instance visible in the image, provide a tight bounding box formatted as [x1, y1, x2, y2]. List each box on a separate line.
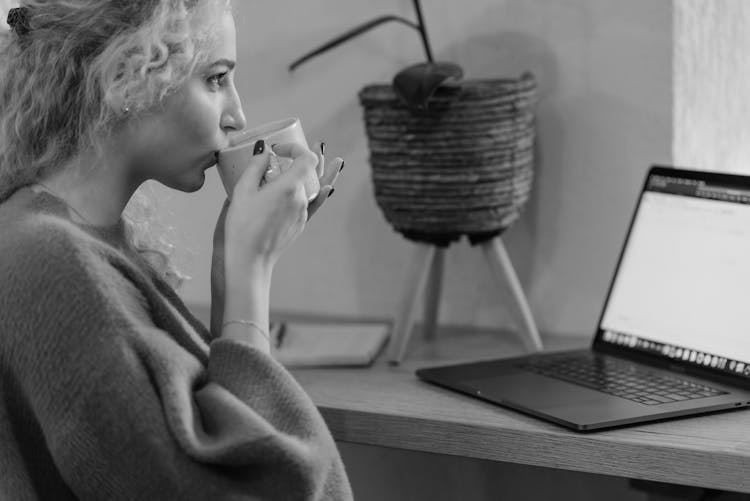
[591, 165, 750, 388]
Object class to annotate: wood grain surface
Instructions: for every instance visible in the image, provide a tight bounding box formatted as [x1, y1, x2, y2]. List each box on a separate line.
[190, 304, 750, 494]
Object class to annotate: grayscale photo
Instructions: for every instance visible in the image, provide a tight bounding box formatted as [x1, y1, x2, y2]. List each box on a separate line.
[1, 1, 749, 500]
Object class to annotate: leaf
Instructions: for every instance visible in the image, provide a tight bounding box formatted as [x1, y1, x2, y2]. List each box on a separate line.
[392, 62, 464, 111]
[288, 15, 420, 72]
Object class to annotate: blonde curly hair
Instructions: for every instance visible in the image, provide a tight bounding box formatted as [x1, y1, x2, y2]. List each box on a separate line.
[0, 0, 231, 287]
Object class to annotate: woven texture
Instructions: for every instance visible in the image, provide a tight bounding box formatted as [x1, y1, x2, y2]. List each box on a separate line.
[359, 72, 538, 246]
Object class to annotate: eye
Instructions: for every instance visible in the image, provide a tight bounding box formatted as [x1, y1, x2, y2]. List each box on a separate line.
[207, 71, 228, 88]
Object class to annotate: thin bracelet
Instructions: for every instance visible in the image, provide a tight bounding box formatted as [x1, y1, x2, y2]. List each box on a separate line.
[221, 319, 270, 342]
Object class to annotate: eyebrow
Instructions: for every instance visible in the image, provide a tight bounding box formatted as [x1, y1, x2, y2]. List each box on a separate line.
[209, 58, 236, 70]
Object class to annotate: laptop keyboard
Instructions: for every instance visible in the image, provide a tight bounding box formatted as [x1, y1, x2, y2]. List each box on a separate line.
[518, 353, 728, 405]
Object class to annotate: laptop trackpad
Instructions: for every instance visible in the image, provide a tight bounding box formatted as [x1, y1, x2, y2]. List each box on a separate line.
[464, 372, 606, 409]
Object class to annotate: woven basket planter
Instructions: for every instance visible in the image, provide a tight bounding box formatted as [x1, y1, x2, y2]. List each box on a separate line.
[359, 72, 538, 247]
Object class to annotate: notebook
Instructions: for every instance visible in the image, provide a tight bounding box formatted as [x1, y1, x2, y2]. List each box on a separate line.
[271, 320, 390, 368]
[417, 165, 750, 431]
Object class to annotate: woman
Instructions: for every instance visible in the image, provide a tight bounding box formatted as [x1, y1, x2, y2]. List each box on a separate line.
[0, 1, 351, 500]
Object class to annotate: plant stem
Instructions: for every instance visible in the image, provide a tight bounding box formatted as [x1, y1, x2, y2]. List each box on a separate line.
[412, 0, 434, 63]
[288, 15, 420, 72]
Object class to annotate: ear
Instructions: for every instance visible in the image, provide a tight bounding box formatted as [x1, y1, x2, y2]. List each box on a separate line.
[104, 90, 132, 119]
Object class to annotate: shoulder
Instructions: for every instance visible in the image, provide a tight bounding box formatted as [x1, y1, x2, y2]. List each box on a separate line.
[0, 208, 96, 279]
[0, 203, 129, 323]
[0, 200, 150, 354]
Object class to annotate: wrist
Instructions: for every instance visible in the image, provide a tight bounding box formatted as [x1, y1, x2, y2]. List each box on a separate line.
[223, 273, 270, 319]
[224, 248, 273, 287]
[222, 259, 272, 351]
[225, 244, 274, 278]
[221, 319, 271, 353]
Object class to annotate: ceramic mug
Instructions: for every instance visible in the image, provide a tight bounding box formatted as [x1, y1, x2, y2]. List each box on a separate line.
[217, 117, 312, 198]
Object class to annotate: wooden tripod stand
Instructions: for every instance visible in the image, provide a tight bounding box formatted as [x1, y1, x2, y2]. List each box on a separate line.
[387, 236, 544, 364]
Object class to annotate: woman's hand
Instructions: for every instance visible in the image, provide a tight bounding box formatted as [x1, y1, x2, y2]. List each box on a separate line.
[223, 140, 318, 271]
[306, 140, 344, 220]
[209, 139, 344, 337]
[211, 141, 316, 342]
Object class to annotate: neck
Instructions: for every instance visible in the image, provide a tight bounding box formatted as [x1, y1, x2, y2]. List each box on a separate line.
[38, 149, 139, 227]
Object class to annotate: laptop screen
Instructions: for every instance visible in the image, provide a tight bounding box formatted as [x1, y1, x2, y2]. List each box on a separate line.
[598, 167, 750, 381]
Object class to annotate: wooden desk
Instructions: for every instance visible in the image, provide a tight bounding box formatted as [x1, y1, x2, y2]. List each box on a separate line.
[188, 305, 750, 494]
[287, 324, 750, 495]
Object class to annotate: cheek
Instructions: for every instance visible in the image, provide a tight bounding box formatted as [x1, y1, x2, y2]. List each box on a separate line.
[177, 95, 223, 146]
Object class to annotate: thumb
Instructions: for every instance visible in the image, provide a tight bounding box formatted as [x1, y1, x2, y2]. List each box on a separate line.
[233, 139, 271, 193]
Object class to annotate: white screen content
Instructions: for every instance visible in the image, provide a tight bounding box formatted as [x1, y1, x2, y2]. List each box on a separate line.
[601, 191, 750, 363]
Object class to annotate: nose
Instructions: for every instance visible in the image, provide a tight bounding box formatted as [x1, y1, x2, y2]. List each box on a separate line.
[221, 85, 247, 133]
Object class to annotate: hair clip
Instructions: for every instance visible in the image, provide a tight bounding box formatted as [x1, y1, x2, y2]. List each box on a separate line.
[7, 7, 30, 36]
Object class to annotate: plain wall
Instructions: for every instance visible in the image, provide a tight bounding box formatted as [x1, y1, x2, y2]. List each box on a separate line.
[674, 0, 750, 174]
[160, 0, 673, 341]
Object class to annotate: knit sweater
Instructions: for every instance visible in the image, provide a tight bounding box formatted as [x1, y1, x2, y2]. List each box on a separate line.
[0, 186, 353, 501]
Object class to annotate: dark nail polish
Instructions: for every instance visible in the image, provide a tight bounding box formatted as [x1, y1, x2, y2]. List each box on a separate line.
[320, 141, 326, 156]
[253, 139, 265, 155]
[327, 187, 335, 198]
[338, 160, 345, 172]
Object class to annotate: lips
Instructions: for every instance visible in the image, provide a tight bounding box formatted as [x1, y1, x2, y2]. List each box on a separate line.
[201, 152, 219, 170]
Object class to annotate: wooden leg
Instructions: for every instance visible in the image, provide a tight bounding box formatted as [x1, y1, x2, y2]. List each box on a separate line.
[387, 244, 437, 365]
[423, 248, 445, 341]
[481, 237, 543, 352]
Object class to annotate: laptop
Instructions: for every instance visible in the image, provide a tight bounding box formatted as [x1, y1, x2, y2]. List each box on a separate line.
[416, 165, 750, 432]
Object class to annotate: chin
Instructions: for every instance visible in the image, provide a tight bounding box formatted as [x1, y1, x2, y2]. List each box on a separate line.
[186, 171, 207, 192]
[170, 171, 206, 193]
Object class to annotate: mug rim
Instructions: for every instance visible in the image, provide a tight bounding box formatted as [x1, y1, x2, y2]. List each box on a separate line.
[227, 117, 300, 149]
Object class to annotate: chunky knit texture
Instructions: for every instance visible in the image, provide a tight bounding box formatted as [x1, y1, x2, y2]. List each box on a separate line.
[0, 186, 353, 500]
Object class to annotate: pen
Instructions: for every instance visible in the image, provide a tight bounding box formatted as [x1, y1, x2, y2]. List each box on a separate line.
[275, 322, 287, 349]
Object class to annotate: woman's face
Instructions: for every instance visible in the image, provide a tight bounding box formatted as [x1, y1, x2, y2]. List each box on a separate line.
[127, 8, 247, 192]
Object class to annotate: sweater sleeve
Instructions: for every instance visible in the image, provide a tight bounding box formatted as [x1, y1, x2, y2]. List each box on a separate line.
[0, 221, 352, 501]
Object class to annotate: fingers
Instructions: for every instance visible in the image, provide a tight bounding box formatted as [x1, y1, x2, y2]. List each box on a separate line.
[307, 185, 333, 220]
[321, 157, 344, 186]
[263, 140, 344, 222]
[233, 140, 272, 195]
[269, 142, 320, 200]
[312, 140, 325, 178]
[271, 142, 317, 163]
[306, 157, 344, 221]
